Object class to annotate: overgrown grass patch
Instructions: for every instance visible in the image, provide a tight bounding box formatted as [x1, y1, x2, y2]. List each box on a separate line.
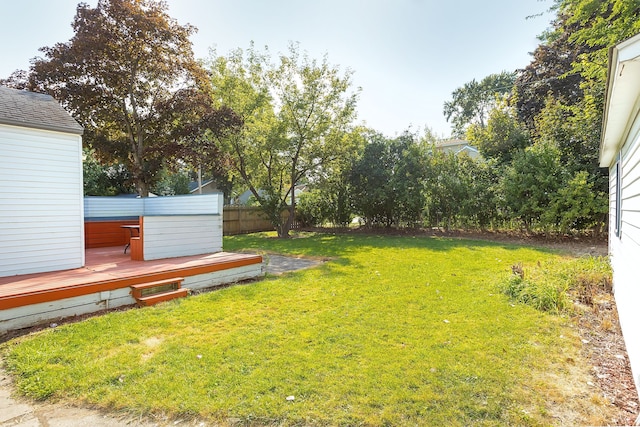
[1, 232, 610, 425]
[501, 256, 612, 314]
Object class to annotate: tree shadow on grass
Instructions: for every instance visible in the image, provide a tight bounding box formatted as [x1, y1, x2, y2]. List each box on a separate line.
[224, 231, 559, 260]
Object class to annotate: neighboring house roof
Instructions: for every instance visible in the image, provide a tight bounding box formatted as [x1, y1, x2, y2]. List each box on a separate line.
[435, 139, 481, 159]
[0, 86, 83, 135]
[436, 138, 469, 148]
[189, 179, 215, 193]
[600, 32, 640, 167]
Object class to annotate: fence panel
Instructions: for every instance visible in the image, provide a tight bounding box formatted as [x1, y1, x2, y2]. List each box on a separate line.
[223, 206, 294, 235]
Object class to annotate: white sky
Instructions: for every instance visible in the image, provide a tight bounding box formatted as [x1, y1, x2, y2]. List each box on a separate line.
[0, 0, 553, 138]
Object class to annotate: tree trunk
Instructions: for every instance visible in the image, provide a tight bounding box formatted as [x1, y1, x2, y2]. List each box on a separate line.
[137, 181, 149, 198]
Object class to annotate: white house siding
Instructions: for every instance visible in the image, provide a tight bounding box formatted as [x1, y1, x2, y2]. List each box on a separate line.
[143, 193, 222, 216]
[0, 124, 84, 277]
[84, 197, 143, 219]
[183, 263, 264, 291]
[608, 113, 640, 395]
[142, 215, 222, 260]
[84, 194, 222, 218]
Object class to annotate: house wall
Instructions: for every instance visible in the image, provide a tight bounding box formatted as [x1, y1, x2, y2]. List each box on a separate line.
[0, 124, 84, 277]
[142, 215, 223, 260]
[608, 109, 640, 397]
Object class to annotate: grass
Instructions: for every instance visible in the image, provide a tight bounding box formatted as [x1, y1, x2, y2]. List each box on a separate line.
[501, 256, 612, 314]
[1, 232, 612, 425]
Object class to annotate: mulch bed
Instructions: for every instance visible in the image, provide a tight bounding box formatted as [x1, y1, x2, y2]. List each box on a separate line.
[576, 299, 640, 425]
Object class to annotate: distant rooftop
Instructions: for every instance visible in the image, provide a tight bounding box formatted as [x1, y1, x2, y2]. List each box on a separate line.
[436, 138, 468, 147]
[0, 86, 83, 135]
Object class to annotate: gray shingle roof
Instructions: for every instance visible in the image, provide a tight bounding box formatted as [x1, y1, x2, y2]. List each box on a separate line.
[0, 86, 83, 135]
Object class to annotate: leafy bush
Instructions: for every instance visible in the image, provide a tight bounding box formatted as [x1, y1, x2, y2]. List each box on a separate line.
[543, 171, 608, 233]
[500, 142, 564, 230]
[297, 190, 330, 227]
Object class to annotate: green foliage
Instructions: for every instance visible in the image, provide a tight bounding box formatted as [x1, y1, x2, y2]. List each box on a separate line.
[4, 233, 591, 425]
[349, 132, 425, 227]
[466, 102, 531, 165]
[501, 256, 612, 314]
[457, 156, 500, 229]
[151, 169, 191, 196]
[423, 150, 498, 230]
[27, 0, 207, 196]
[389, 133, 427, 226]
[443, 71, 516, 137]
[500, 143, 564, 230]
[348, 133, 396, 226]
[423, 150, 466, 229]
[501, 274, 570, 314]
[296, 190, 331, 226]
[82, 148, 134, 196]
[563, 0, 640, 84]
[209, 44, 359, 237]
[544, 171, 608, 233]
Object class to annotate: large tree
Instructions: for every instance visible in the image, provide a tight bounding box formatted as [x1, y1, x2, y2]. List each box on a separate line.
[512, 6, 593, 134]
[443, 71, 516, 137]
[23, 0, 211, 196]
[209, 44, 359, 237]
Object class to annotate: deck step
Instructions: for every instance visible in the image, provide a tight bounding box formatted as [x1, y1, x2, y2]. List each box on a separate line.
[131, 277, 187, 307]
[136, 288, 188, 307]
[130, 277, 184, 299]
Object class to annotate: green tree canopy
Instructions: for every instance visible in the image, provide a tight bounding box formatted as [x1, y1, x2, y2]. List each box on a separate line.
[22, 0, 221, 196]
[209, 44, 360, 237]
[466, 101, 531, 165]
[443, 71, 516, 137]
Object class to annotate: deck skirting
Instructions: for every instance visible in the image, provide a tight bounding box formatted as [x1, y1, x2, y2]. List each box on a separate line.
[0, 248, 263, 334]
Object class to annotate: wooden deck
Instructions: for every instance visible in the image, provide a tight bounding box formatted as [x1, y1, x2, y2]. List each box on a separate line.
[0, 247, 263, 311]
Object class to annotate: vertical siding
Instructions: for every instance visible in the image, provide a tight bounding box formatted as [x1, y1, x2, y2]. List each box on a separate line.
[609, 113, 640, 396]
[143, 215, 222, 260]
[0, 124, 84, 277]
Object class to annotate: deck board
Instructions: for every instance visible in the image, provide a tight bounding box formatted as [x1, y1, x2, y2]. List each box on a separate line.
[0, 247, 262, 310]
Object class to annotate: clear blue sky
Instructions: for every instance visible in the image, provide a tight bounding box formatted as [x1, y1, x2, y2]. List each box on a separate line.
[1, 0, 553, 138]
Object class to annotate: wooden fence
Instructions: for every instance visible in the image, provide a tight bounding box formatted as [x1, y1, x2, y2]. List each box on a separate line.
[223, 206, 284, 235]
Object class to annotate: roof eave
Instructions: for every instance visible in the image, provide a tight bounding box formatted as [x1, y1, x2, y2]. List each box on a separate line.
[0, 118, 84, 136]
[600, 33, 640, 167]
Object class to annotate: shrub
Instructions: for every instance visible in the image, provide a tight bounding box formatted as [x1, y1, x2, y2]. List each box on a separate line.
[297, 190, 330, 227]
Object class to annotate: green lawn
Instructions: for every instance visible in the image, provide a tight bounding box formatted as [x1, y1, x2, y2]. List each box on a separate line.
[1, 233, 608, 425]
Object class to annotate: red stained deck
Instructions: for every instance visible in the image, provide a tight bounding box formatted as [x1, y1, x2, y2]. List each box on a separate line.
[0, 247, 262, 310]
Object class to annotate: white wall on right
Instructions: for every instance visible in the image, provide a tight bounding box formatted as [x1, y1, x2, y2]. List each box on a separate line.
[608, 112, 640, 398]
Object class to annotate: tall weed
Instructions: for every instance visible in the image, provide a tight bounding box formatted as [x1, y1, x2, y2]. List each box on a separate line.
[501, 256, 611, 314]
